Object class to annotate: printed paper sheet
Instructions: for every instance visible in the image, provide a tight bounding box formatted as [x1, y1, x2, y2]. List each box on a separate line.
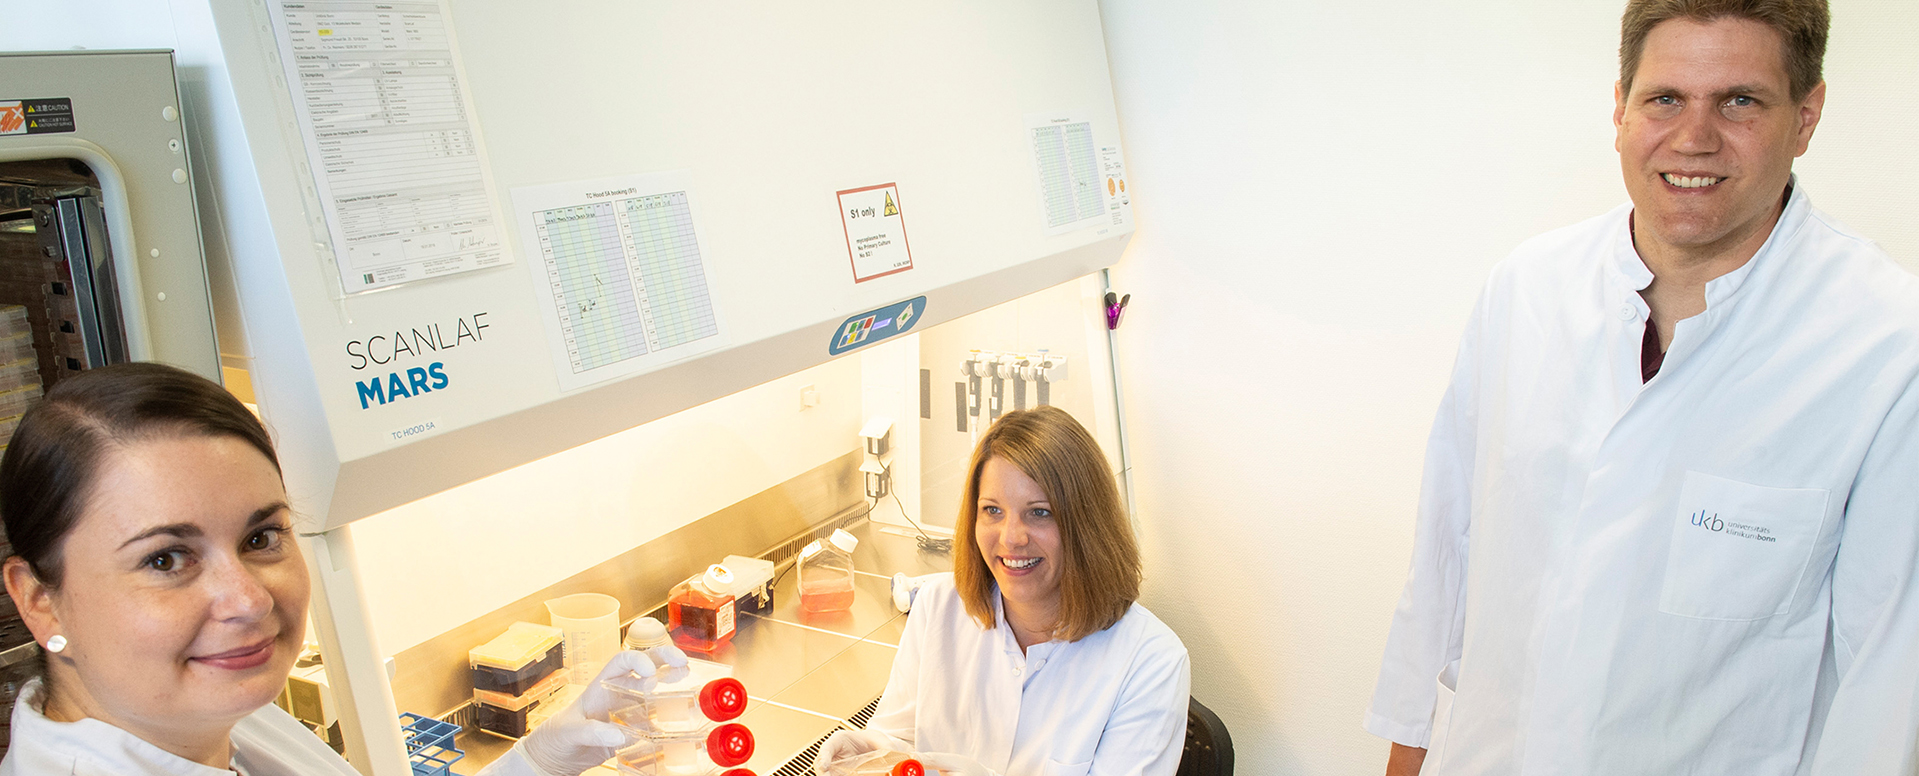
[511, 172, 727, 391]
[270, 0, 509, 293]
[1026, 113, 1133, 235]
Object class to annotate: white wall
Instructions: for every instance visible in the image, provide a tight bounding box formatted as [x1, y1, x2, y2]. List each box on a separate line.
[1791, 3, 1919, 264]
[1096, 2, 1919, 774]
[2, 1, 174, 51]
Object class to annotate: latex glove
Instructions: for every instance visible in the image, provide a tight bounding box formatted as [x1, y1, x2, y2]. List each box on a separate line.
[814, 729, 904, 775]
[917, 752, 999, 776]
[591, 643, 691, 709]
[514, 646, 690, 776]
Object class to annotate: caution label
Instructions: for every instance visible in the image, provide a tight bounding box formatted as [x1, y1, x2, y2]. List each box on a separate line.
[0, 99, 76, 135]
[836, 182, 914, 283]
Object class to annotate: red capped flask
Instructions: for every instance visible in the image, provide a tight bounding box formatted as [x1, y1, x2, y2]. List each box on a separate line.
[708, 723, 755, 767]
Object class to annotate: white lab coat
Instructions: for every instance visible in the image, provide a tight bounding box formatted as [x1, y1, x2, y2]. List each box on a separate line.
[3, 677, 548, 776]
[867, 573, 1190, 776]
[1366, 181, 1919, 775]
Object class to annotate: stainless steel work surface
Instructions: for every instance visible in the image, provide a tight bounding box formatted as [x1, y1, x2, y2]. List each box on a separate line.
[451, 519, 950, 774]
[854, 524, 955, 579]
[858, 603, 908, 647]
[767, 639, 898, 722]
[733, 701, 842, 775]
[707, 617, 866, 700]
[452, 728, 513, 774]
[760, 569, 910, 646]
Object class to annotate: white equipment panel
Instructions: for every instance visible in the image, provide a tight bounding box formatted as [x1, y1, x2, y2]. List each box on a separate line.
[207, 0, 1133, 529]
[0, 50, 222, 380]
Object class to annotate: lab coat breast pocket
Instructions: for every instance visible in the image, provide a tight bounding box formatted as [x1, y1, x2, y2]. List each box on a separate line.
[1041, 761, 1092, 776]
[1659, 471, 1828, 621]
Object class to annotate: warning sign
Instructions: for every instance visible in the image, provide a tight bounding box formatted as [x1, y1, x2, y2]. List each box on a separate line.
[0, 99, 76, 135]
[837, 182, 914, 283]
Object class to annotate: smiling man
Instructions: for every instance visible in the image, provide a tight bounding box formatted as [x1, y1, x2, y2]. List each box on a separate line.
[1364, 1, 1919, 774]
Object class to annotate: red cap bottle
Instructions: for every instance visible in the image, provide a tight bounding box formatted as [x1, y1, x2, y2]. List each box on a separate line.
[707, 723, 755, 767]
[700, 677, 748, 722]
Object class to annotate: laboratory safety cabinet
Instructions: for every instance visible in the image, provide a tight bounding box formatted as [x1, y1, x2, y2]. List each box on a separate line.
[19, 2, 1141, 773]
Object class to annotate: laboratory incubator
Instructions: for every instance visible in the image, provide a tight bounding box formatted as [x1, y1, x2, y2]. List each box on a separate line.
[0, 49, 226, 760]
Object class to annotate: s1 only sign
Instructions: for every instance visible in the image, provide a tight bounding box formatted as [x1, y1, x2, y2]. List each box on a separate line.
[837, 182, 914, 282]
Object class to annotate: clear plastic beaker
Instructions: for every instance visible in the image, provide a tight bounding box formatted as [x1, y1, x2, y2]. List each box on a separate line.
[545, 592, 621, 686]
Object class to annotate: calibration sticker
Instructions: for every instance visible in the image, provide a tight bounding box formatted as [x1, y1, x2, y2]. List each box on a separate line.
[0, 99, 76, 135]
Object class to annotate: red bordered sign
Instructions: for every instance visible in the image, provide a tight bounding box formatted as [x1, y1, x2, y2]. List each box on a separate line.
[836, 182, 914, 282]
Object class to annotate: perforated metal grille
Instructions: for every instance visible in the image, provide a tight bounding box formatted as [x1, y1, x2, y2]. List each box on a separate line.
[444, 702, 478, 733]
[770, 729, 840, 776]
[846, 697, 881, 729]
[768, 696, 883, 776]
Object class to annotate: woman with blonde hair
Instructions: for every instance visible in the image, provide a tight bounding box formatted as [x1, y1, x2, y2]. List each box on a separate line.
[820, 406, 1190, 776]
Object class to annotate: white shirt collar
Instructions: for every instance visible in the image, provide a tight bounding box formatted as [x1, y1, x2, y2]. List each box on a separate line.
[989, 586, 1064, 660]
[1610, 175, 1811, 314]
[4, 678, 240, 776]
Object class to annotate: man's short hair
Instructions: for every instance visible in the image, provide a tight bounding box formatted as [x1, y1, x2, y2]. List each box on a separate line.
[1620, 0, 1829, 101]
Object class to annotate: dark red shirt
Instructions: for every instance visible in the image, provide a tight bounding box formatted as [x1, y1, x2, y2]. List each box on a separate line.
[1641, 318, 1665, 382]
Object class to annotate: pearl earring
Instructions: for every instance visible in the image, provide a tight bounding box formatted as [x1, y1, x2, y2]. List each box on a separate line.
[45, 635, 67, 653]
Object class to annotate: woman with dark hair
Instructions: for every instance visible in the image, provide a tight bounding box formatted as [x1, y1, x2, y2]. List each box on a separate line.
[818, 406, 1190, 776]
[0, 363, 677, 776]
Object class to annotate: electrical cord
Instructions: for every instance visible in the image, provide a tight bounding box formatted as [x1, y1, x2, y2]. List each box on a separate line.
[771, 465, 950, 591]
[776, 460, 953, 593]
[878, 460, 951, 554]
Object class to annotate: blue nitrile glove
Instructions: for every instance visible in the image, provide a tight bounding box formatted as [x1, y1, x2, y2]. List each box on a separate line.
[512, 645, 691, 776]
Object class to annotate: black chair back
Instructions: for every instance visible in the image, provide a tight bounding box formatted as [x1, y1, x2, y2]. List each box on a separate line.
[1176, 697, 1233, 776]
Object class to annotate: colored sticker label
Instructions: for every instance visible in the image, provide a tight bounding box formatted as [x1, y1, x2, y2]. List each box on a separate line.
[829, 296, 927, 355]
[0, 99, 76, 135]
